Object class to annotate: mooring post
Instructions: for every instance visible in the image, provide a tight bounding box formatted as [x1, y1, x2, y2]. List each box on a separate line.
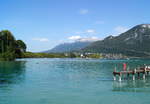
[147, 71, 149, 75]
[145, 67, 147, 75]
[127, 73, 129, 79]
[119, 73, 122, 82]
[113, 68, 117, 81]
[132, 69, 136, 81]
[143, 67, 146, 79]
[137, 72, 140, 79]
[113, 75, 116, 81]
[134, 68, 136, 73]
[143, 73, 146, 79]
[132, 74, 135, 81]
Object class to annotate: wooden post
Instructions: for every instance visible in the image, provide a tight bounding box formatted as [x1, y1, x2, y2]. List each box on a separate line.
[143, 73, 146, 79]
[113, 67, 117, 81]
[119, 73, 122, 82]
[137, 72, 140, 79]
[145, 67, 147, 75]
[113, 75, 116, 81]
[132, 74, 135, 81]
[143, 68, 146, 79]
[147, 71, 149, 75]
[134, 68, 136, 74]
[132, 70, 135, 81]
[127, 73, 129, 79]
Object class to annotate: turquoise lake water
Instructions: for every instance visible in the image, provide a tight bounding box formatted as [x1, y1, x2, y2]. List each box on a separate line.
[0, 58, 150, 104]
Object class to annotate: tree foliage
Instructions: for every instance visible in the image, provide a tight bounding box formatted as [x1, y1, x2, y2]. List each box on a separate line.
[16, 40, 26, 52]
[0, 30, 27, 60]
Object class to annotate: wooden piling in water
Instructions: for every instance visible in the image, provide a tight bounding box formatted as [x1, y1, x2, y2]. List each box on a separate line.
[119, 73, 122, 82]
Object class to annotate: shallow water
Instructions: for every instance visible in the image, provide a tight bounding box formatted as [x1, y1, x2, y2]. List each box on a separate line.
[0, 58, 150, 104]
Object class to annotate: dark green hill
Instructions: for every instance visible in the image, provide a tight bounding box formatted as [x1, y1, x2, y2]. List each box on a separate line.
[82, 24, 150, 57]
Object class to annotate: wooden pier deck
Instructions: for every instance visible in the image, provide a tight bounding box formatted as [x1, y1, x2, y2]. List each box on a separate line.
[113, 66, 150, 81]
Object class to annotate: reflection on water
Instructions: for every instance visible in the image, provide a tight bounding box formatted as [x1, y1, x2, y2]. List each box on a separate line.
[0, 61, 26, 84]
[112, 78, 150, 92]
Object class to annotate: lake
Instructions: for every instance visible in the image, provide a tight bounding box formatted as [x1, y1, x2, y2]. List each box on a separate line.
[0, 58, 150, 104]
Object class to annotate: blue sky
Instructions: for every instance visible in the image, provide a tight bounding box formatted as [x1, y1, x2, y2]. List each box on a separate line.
[0, 0, 150, 52]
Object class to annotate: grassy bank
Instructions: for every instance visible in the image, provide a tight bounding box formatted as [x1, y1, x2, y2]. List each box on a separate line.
[22, 52, 67, 58]
[21, 52, 103, 59]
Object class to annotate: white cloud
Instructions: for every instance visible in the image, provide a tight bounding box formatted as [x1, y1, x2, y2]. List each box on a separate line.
[68, 35, 81, 40]
[32, 38, 49, 42]
[67, 29, 99, 42]
[114, 26, 129, 35]
[78, 36, 100, 42]
[68, 35, 100, 42]
[79, 9, 89, 15]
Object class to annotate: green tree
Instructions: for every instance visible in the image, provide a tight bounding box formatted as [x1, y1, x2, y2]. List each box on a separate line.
[0, 30, 16, 53]
[15, 40, 27, 52]
[15, 40, 27, 58]
[0, 30, 26, 60]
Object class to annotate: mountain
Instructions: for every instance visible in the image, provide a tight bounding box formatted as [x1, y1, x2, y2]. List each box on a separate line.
[44, 41, 94, 53]
[82, 24, 150, 57]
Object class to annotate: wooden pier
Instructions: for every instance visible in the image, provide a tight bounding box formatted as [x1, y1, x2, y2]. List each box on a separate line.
[113, 66, 150, 81]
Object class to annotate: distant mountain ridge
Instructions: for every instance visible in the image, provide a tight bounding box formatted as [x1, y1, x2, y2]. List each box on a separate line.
[44, 41, 93, 53]
[82, 24, 150, 57]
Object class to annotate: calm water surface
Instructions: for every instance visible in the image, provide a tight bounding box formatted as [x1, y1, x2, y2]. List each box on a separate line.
[0, 58, 150, 104]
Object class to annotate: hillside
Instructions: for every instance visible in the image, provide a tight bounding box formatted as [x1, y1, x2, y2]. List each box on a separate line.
[82, 24, 150, 57]
[44, 41, 93, 53]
